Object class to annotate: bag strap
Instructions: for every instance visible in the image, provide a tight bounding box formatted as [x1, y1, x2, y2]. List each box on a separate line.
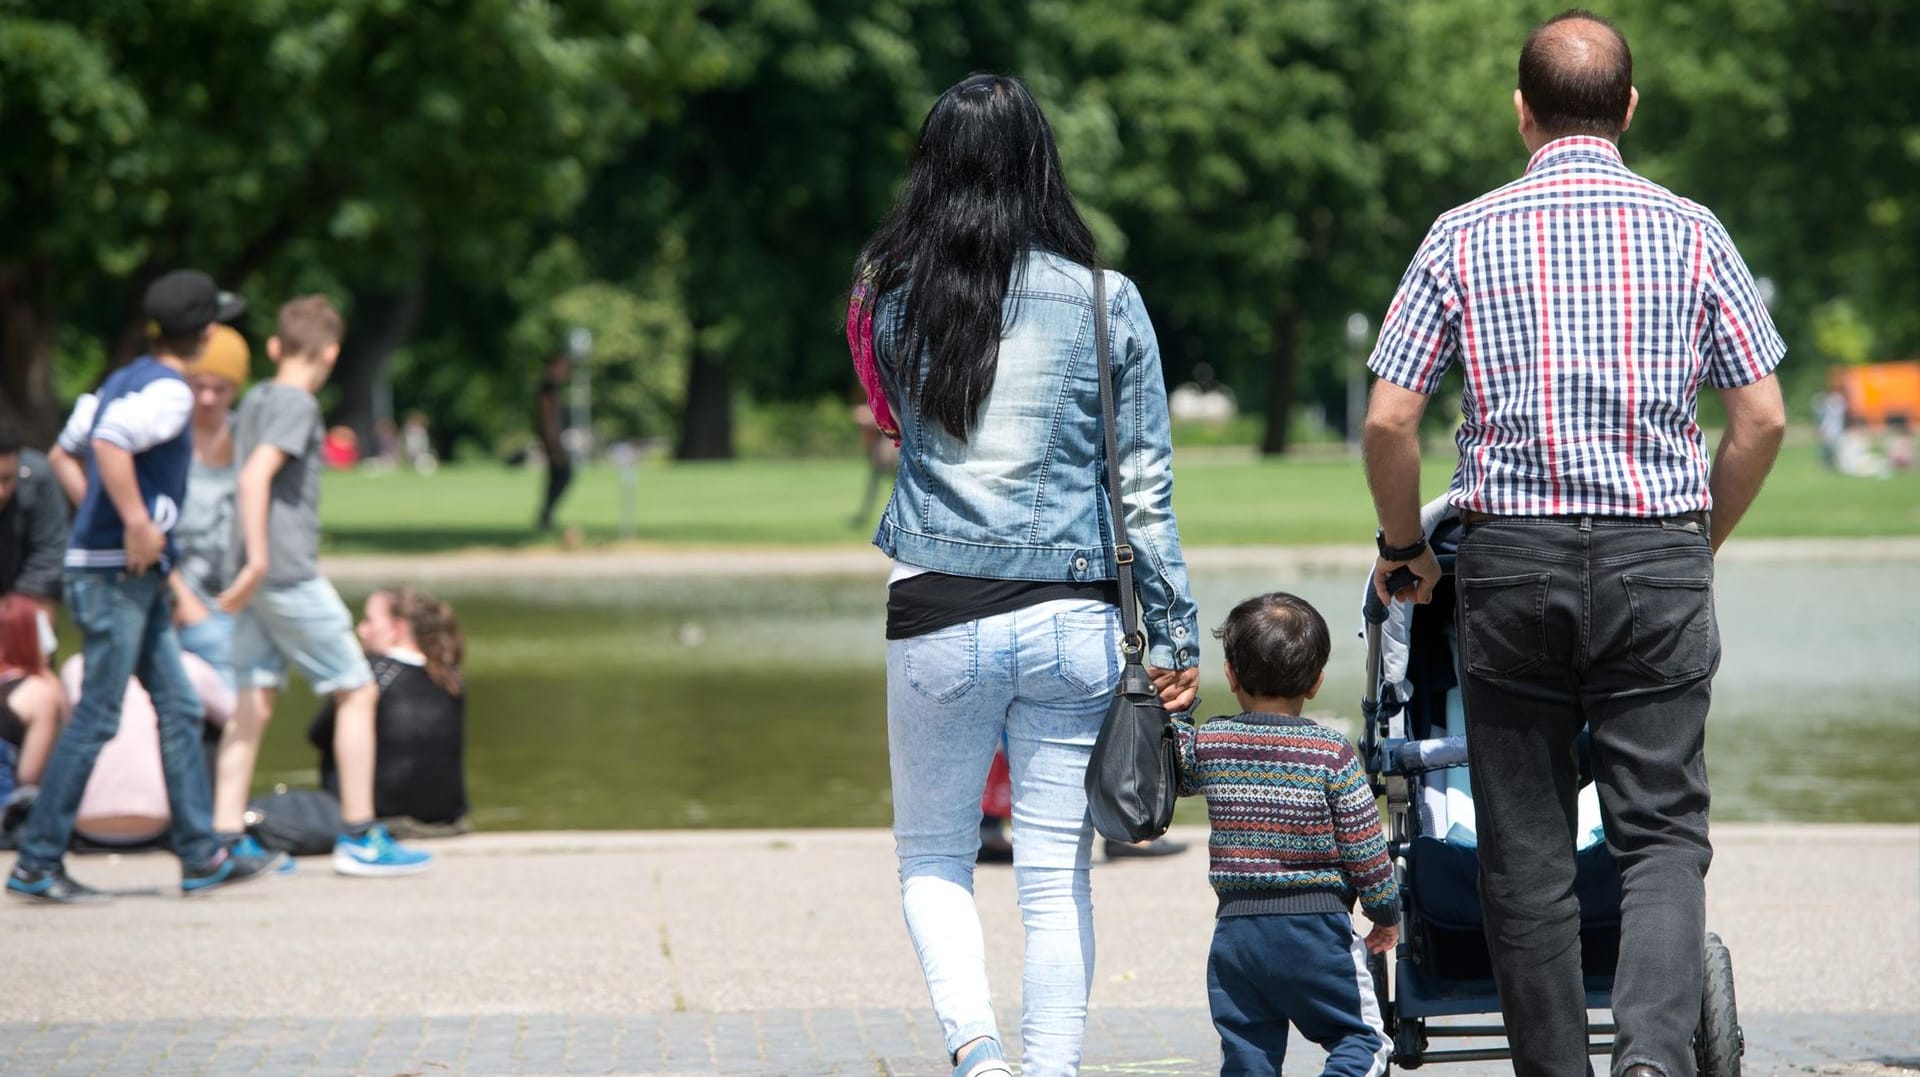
[1090, 270, 1146, 664]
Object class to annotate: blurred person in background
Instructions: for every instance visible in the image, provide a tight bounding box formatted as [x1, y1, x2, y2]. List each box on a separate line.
[0, 594, 63, 816]
[534, 354, 572, 530]
[57, 647, 246, 855]
[10, 270, 273, 902]
[309, 586, 469, 835]
[215, 295, 433, 878]
[0, 430, 70, 617]
[170, 324, 250, 686]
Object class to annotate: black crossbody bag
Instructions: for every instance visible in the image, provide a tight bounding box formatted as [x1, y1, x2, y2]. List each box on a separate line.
[1083, 270, 1180, 843]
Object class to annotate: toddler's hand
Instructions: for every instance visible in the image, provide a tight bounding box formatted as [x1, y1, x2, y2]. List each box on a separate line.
[1364, 922, 1399, 954]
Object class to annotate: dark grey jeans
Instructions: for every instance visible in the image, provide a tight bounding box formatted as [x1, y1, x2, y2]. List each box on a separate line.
[1455, 516, 1717, 1077]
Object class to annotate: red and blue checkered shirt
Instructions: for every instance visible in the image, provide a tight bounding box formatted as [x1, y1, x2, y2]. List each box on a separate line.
[1368, 136, 1786, 517]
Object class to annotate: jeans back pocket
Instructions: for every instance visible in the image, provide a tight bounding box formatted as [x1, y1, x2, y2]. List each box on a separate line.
[1459, 572, 1553, 678]
[1622, 574, 1718, 683]
[900, 622, 980, 703]
[1053, 610, 1121, 697]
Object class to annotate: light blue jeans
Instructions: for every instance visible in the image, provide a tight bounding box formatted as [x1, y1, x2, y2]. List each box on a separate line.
[888, 598, 1120, 1077]
[177, 605, 235, 691]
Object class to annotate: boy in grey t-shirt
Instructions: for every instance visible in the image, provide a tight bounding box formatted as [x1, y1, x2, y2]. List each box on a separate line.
[215, 296, 430, 877]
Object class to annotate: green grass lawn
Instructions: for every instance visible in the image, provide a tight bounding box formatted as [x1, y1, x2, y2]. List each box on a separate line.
[316, 433, 1920, 556]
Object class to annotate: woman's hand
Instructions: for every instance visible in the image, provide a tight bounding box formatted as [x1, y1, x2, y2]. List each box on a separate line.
[1147, 665, 1199, 713]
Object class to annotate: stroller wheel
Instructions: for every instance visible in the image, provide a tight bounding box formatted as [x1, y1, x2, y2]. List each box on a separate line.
[1694, 932, 1743, 1077]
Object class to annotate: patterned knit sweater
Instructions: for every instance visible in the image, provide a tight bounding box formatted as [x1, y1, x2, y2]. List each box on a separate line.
[1174, 712, 1399, 923]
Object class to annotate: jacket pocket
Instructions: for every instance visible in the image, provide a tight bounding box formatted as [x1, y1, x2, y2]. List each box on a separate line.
[901, 622, 979, 703]
[1622, 575, 1718, 683]
[1459, 572, 1552, 678]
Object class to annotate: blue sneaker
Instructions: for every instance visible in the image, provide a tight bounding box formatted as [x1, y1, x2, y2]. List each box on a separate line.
[232, 834, 296, 876]
[182, 846, 273, 894]
[7, 864, 109, 904]
[332, 824, 433, 878]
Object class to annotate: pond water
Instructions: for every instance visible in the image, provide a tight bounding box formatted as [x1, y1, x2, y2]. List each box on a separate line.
[254, 562, 1920, 829]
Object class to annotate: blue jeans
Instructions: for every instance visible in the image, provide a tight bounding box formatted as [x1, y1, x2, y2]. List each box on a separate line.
[15, 570, 220, 871]
[887, 598, 1118, 1077]
[1207, 913, 1390, 1077]
[176, 605, 235, 691]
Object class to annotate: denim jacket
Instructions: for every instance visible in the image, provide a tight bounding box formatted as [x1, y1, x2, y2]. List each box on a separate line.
[871, 251, 1200, 670]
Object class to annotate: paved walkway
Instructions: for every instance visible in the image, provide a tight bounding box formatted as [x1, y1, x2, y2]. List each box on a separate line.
[3, 825, 1915, 1075]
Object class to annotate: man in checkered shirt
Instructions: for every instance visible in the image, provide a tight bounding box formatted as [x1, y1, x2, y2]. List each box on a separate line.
[1361, 10, 1785, 1077]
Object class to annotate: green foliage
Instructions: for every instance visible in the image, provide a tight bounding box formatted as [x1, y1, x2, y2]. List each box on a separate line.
[4, 0, 1915, 453]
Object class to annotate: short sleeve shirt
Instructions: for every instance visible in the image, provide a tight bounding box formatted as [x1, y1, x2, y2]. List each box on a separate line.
[232, 382, 323, 585]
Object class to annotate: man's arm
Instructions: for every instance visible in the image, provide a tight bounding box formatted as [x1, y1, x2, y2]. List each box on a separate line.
[50, 392, 100, 506]
[1708, 374, 1786, 551]
[1363, 380, 1442, 604]
[47, 446, 88, 508]
[92, 441, 164, 573]
[217, 444, 286, 613]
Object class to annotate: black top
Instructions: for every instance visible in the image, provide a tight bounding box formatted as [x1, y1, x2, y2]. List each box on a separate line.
[309, 655, 468, 824]
[886, 571, 1119, 640]
[0, 450, 69, 602]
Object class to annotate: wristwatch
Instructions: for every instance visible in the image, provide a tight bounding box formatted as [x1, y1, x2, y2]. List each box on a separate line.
[1376, 529, 1428, 562]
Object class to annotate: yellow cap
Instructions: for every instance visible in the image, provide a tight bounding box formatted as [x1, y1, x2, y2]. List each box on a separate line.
[188, 324, 250, 388]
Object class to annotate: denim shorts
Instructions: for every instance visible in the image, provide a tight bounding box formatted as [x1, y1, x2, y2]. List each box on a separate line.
[232, 577, 372, 694]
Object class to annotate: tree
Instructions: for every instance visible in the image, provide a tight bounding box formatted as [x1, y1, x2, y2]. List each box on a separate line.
[1060, 0, 1396, 454]
[0, 0, 721, 443]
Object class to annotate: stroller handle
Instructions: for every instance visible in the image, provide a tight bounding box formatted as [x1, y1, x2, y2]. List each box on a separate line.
[1362, 555, 1458, 625]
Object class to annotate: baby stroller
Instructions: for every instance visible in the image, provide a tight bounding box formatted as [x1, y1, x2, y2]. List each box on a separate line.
[1358, 508, 1743, 1075]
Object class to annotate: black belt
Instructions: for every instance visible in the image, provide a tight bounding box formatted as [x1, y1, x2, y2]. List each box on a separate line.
[1461, 509, 1707, 530]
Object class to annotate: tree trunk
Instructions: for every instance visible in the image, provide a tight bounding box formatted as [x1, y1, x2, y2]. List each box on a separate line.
[1259, 305, 1300, 456]
[109, 259, 169, 366]
[329, 266, 429, 448]
[675, 348, 734, 460]
[0, 260, 60, 447]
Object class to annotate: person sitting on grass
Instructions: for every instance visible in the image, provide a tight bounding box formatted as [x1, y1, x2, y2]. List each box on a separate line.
[0, 594, 63, 818]
[309, 586, 469, 835]
[60, 648, 241, 854]
[1174, 592, 1398, 1076]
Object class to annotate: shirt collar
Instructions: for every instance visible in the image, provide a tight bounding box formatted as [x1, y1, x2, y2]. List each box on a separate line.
[1526, 135, 1625, 174]
[382, 647, 427, 667]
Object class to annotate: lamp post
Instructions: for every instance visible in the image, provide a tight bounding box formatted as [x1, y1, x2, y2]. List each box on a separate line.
[566, 327, 593, 465]
[1346, 312, 1371, 458]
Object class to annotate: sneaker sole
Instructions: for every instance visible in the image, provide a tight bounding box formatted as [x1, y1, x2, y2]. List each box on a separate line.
[331, 852, 433, 878]
[5, 885, 109, 904]
[182, 864, 275, 895]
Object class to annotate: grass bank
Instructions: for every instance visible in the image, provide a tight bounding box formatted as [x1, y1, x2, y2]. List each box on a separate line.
[316, 434, 1919, 556]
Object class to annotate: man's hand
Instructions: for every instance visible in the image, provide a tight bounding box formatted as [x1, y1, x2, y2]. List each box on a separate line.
[1364, 922, 1400, 955]
[217, 562, 267, 614]
[1371, 546, 1442, 606]
[124, 518, 165, 574]
[1148, 665, 1200, 713]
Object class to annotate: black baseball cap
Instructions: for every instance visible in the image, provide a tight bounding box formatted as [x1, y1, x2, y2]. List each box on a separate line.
[143, 270, 247, 337]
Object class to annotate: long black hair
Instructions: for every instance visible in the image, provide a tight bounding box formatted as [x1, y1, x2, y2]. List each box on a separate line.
[855, 74, 1097, 441]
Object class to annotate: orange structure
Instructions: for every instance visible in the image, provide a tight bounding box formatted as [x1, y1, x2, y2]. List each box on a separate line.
[1829, 360, 1920, 427]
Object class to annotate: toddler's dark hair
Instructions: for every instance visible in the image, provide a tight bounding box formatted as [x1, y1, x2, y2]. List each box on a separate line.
[1212, 592, 1331, 699]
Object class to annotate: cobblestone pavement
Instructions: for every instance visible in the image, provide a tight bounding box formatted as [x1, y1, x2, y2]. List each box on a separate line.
[1, 1008, 1915, 1075]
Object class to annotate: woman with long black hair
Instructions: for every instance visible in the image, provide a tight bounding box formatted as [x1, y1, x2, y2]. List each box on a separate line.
[848, 74, 1199, 1077]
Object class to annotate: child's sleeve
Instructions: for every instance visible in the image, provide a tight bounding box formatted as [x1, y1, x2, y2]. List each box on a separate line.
[1173, 714, 1201, 797]
[1329, 740, 1399, 925]
[256, 391, 321, 459]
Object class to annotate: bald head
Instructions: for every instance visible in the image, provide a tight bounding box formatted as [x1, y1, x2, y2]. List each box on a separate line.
[1518, 10, 1634, 141]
